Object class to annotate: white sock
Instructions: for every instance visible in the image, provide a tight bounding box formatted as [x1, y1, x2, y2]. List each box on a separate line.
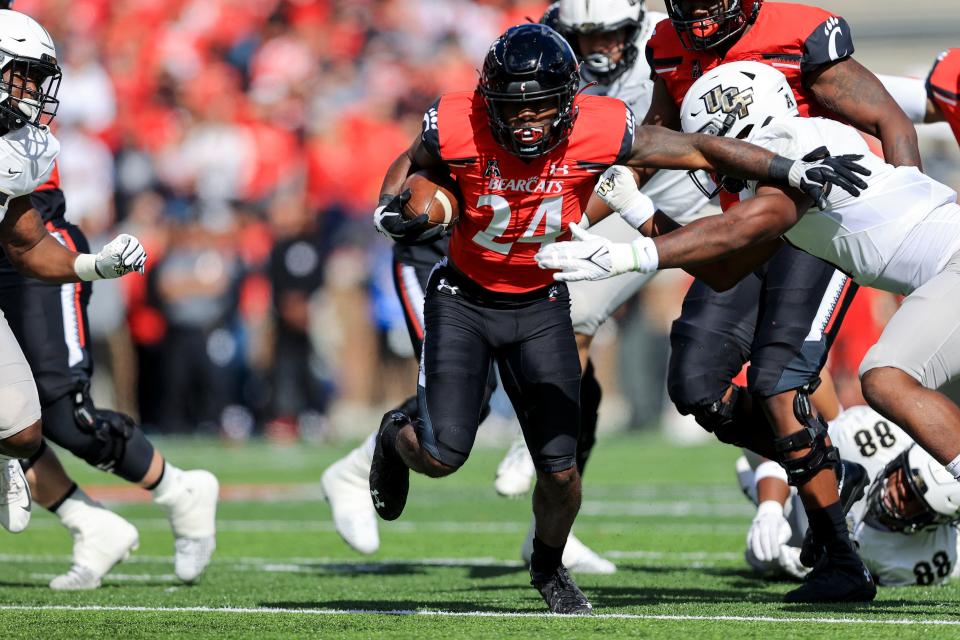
[360, 431, 377, 461]
[150, 463, 185, 503]
[55, 487, 99, 529]
[947, 454, 960, 482]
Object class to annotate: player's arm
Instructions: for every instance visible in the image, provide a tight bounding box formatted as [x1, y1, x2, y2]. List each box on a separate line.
[536, 182, 804, 289]
[651, 185, 806, 272]
[374, 101, 450, 244]
[624, 125, 868, 207]
[0, 195, 146, 283]
[807, 58, 921, 168]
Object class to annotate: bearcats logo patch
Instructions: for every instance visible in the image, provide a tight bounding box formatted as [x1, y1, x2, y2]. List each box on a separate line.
[700, 85, 755, 119]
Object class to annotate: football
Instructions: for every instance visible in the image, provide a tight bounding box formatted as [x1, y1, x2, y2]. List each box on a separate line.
[401, 170, 461, 229]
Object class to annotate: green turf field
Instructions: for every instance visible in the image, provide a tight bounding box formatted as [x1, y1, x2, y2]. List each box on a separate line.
[4, 433, 960, 638]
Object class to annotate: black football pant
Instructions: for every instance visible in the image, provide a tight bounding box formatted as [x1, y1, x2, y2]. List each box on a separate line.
[416, 262, 581, 472]
[668, 243, 857, 441]
[0, 220, 154, 483]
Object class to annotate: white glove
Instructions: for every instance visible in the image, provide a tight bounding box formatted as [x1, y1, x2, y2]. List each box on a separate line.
[747, 500, 792, 563]
[74, 234, 147, 281]
[594, 166, 655, 229]
[776, 545, 812, 580]
[535, 222, 658, 282]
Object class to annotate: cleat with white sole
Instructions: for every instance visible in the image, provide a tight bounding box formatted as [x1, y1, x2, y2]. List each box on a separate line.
[50, 504, 139, 591]
[322, 446, 379, 554]
[494, 435, 535, 498]
[0, 459, 30, 533]
[155, 469, 219, 583]
[521, 519, 616, 575]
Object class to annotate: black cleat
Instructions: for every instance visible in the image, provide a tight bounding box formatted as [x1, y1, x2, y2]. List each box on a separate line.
[799, 460, 869, 567]
[784, 554, 876, 603]
[369, 410, 410, 521]
[530, 565, 593, 614]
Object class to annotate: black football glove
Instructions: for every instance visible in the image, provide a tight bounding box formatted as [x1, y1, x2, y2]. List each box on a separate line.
[779, 146, 871, 210]
[374, 190, 447, 245]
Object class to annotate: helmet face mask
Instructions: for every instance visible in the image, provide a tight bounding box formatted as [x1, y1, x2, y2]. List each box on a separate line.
[864, 445, 960, 535]
[480, 24, 581, 159]
[0, 54, 60, 130]
[556, 0, 644, 82]
[666, 0, 762, 51]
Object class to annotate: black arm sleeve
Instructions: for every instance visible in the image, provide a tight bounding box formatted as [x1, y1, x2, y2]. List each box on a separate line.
[29, 188, 66, 223]
[801, 16, 854, 75]
[420, 98, 443, 163]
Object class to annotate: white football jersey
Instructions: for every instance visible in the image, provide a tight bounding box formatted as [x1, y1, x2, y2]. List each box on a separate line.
[746, 117, 960, 295]
[829, 406, 960, 586]
[581, 11, 707, 222]
[0, 124, 58, 220]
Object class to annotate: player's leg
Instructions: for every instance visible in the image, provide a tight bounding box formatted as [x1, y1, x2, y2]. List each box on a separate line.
[0, 307, 43, 532]
[666, 274, 779, 456]
[1, 233, 218, 583]
[21, 441, 139, 590]
[747, 246, 872, 602]
[495, 282, 591, 613]
[370, 263, 493, 519]
[859, 253, 960, 473]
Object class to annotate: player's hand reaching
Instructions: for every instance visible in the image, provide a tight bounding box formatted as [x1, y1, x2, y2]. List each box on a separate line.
[374, 190, 446, 245]
[747, 500, 792, 563]
[535, 221, 658, 281]
[74, 234, 147, 281]
[776, 146, 871, 210]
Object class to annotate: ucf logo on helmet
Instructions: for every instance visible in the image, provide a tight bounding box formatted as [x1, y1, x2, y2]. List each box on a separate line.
[700, 85, 755, 119]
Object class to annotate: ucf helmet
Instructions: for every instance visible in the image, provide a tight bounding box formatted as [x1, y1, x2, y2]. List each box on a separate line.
[679, 60, 796, 196]
[555, 0, 645, 82]
[479, 24, 581, 159]
[665, 0, 762, 51]
[864, 444, 960, 534]
[0, 10, 61, 131]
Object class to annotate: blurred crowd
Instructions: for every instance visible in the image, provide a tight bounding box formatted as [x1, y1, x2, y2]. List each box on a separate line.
[12, 0, 554, 439]
[10, 0, 959, 440]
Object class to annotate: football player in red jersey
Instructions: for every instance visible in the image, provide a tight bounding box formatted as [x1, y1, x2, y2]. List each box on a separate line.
[372, 23, 868, 614]
[622, 0, 924, 603]
[878, 49, 960, 148]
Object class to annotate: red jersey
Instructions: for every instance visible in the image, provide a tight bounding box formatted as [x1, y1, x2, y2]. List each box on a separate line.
[35, 162, 60, 192]
[646, 2, 854, 119]
[423, 91, 633, 293]
[927, 48, 960, 146]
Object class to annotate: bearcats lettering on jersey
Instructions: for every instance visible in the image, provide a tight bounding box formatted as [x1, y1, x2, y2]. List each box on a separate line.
[424, 91, 633, 293]
[646, 2, 854, 120]
[927, 48, 960, 146]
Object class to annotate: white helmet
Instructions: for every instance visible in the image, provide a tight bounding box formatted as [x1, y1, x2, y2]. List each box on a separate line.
[0, 10, 60, 130]
[555, 0, 645, 80]
[680, 60, 797, 142]
[864, 444, 960, 534]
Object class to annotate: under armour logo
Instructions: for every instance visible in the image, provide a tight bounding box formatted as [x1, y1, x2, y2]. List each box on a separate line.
[549, 163, 569, 176]
[371, 489, 385, 509]
[437, 278, 460, 296]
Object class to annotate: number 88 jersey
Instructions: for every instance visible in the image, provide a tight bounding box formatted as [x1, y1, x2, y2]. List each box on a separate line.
[422, 91, 634, 293]
[828, 405, 960, 586]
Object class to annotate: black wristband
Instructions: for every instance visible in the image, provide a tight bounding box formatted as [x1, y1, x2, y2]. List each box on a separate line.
[768, 155, 794, 184]
[378, 193, 396, 207]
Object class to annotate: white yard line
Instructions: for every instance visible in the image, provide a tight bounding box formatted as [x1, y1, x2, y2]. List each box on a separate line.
[0, 604, 959, 626]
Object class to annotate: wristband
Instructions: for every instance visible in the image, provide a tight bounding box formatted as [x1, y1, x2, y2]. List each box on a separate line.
[378, 193, 396, 207]
[628, 236, 659, 273]
[768, 155, 794, 185]
[618, 191, 656, 229]
[73, 254, 103, 281]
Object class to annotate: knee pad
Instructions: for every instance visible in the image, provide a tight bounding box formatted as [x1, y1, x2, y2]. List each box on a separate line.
[680, 385, 743, 444]
[69, 384, 154, 481]
[773, 388, 839, 487]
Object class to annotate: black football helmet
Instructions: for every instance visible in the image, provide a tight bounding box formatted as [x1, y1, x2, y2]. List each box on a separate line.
[479, 24, 581, 159]
[666, 0, 762, 51]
